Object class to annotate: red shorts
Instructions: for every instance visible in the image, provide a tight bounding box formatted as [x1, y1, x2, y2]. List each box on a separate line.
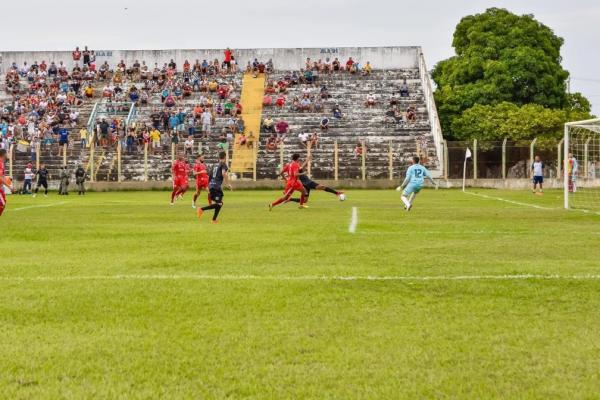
[196, 179, 209, 190]
[284, 181, 304, 196]
[0, 190, 5, 216]
[174, 178, 189, 188]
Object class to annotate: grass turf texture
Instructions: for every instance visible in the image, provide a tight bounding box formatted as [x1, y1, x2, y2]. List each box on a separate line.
[1, 189, 599, 398]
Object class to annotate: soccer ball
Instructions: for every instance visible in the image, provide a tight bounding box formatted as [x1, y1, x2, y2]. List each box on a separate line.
[339, 193, 346, 201]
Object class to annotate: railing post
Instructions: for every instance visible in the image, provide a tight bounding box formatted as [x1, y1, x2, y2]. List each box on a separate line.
[253, 140, 258, 182]
[361, 140, 366, 181]
[117, 141, 122, 182]
[388, 140, 393, 180]
[584, 137, 591, 178]
[307, 142, 312, 177]
[279, 143, 284, 170]
[557, 139, 564, 180]
[171, 142, 175, 163]
[63, 144, 67, 166]
[443, 140, 448, 180]
[35, 141, 41, 171]
[502, 138, 507, 180]
[144, 142, 148, 182]
[8, 144, 13, 179]
[334, 140, 339, 181]
[473, 139, 478, 180]
[89, 140, 95, 183]
[529, 138, 538, 178]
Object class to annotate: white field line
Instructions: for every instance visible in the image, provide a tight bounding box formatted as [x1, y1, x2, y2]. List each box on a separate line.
[1, 274, 600, 283]
[11, 201, 67, 212]
[463, 191, 556, 210]
[348, 207, 358, 233]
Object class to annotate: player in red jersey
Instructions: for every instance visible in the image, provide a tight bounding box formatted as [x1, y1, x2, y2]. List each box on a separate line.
[0, 149, 13, 217]
[170, 154, 190, 205]
[192, 154, 210, 208]
[269, 153, 308, 210]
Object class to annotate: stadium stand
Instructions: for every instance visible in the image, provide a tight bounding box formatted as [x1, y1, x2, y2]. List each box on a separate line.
[0, 47, 443, 187]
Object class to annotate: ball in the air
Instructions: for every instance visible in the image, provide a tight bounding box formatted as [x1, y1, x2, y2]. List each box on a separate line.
[339, 193, 346, 201]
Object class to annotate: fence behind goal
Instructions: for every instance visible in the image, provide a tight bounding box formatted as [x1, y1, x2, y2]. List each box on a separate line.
[565, 119, 600, 211]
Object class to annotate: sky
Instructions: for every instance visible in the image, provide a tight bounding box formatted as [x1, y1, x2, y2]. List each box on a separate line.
[1, 0, 599, 113]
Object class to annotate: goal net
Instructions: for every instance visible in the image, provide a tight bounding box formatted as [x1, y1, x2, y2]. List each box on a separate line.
[565, 119, 600, 211]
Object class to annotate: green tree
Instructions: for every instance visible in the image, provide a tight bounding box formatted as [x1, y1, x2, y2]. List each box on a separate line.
[432, 8, 590, 139]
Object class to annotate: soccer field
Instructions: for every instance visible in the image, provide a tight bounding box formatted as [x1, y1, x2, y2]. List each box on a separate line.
[1, 189, 599, 399]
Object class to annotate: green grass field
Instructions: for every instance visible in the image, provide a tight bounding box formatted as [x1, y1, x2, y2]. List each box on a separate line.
[1, 188, 600, 399]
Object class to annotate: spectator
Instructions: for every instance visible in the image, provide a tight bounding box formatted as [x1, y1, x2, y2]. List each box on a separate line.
[345, 57, 354, 72]
[184, 135, 194, 156]
[309, 131, 319, 149]
[58, 166, 70, 195]
[365, 93, 376, 108]
[201, 110, 212, 137]
[362, 61, 372, 75]
[276, 119, 289, 135]
[266, 134, 278, 152]
[72, 47, 82, 62]
[224, 48, 233, 72]
[79, 127, 88, 148]
[276, 94, 286, 108]
[298, 132, 310, 147]
[332, 105, 343, 119]
[354, 141, 364, 159]
[406, 105, 417, 123]
[23, 163, 34, 194]
[320, 117, 329, 131]
[263, 95, 273, 106]
[150, 128, 161, 154]
[399, 80, 409, 97]
[262, 116, 275, 133]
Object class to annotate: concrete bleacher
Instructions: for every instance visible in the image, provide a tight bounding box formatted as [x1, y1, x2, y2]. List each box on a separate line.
[1, 46, 444, 186]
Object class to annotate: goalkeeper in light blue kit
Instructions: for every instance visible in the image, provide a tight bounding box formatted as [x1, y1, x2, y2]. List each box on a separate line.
[397, 156, 437, 211]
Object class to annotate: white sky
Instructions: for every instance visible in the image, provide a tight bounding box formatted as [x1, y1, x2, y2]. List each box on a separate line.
[1, 0, 599, 113]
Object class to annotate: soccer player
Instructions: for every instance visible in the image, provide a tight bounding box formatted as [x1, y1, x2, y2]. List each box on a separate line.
[33, 163, 50, 197]
[170, 154, 190, 205]
[192, 154, 209, 208]
[531, 155, 544, 194]
[269, 153, 308, 210]
[197, 151, 231, 223]
[288, 156, 344, 204]
[0, 149, 12, 216]
[398, 156, 437, 211]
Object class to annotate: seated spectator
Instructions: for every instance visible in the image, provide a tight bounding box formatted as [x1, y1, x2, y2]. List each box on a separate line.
[309, 131, 319, 149]
[389, 95, 399, 107]
[262, 116, 275, 133]
[266, 134, 278, 152]
[164, 94, 176, 108]
[314, 100, 323, 113]
[217, 134, 228, 151]
[263, 95, 273, 106]
[332, 57, 341, 72]
[399, 80, 409, 97]
[237, 131, 247, 146]
[266, 59, 274, 73]
[226, 117, 237, 133]
[304, 69, 314, 84]
[300, 97, 311, 112]
[276, 94, 286, 108]
[365, 93, 376, 108]
[236, 117, 245, 133]
[246, 131, 256, 149]
[275, 119, 289, 134]
[406, 105, 417, 123]
[332, 105, 343, 119]
[362, 61, 372, 75]
[265, 81, 276, 94]
[224, 100, 234, 115]
[84, 85, 94, 98]
[320, 116, 329, 131]
[354, 141, 364, 158]
[298, 132, 310, 147]
[320, 85, 330, 99]
[345, 57, 354, 72]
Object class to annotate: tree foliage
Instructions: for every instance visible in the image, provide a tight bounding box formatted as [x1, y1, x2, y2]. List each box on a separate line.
[432, 8, 592, 140]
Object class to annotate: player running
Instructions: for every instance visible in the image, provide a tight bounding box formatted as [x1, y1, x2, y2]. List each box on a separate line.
[397, 156, 437, 211]
[192, 154, 210, 209]
[197, 151, 232, 223]
[288, 156, 345, 204]
[269, 153, 308, 210]
[170, 154, 190, 206]
[0, 149, 13, 217]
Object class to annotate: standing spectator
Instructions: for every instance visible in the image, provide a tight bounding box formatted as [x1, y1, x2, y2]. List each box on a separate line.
[58, 127, 69, 156]
[276, 119, 289, 135]
[531, 156, 545, 195]
[399, 80, 409, 97]
[99, 119, 109, 146]
[79, 127, 88, 149]
[184, 136, 194, 156]
[345, 57, 354, 71]
[224, 48, 233, 72]
[201, 110, 212, 138]
[72, 47, 82, 62]
[75, 164, 87, 195]
[82, 46, 91, 66]
[23, 163, 34, 194]
[298, 132, 310, 148]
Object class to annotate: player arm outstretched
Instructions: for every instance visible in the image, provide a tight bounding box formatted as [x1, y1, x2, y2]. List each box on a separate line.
[425, 170, 438, 189]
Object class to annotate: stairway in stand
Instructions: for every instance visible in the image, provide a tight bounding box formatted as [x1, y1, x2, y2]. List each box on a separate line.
[230, 72, 265, 174]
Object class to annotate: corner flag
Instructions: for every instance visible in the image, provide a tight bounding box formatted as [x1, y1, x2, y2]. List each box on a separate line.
[462, 148, 472, 192]
[465, 148, 472, 159]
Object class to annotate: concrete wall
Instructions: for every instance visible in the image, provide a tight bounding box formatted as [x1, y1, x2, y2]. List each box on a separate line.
[0, 46, 420, 74]
[53, 178, 588, 192]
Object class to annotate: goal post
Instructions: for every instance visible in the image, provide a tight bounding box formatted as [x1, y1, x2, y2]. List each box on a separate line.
[564, 118, 600, 211]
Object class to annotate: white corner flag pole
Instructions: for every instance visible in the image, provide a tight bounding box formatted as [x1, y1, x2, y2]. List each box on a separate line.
[462, 148, 472, 192]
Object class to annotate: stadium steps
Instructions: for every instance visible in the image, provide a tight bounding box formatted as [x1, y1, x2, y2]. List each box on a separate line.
[230, 72, 265, 174]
